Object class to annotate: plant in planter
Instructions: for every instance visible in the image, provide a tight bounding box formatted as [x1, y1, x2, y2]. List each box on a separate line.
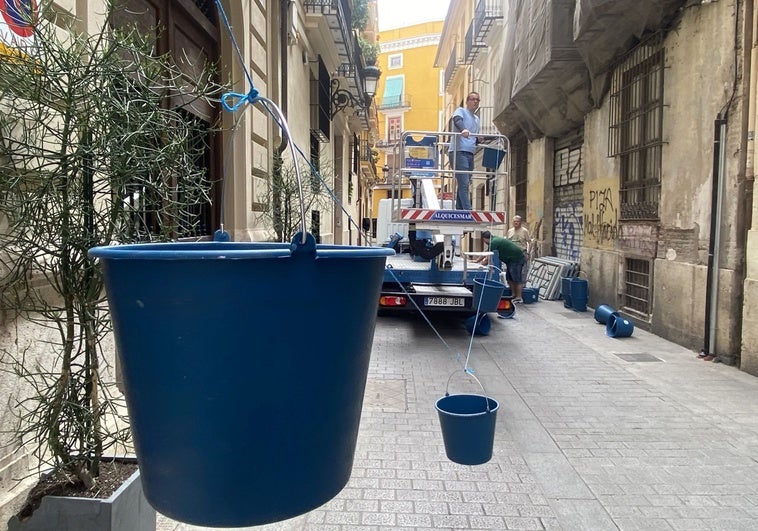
[263, 153, 335, 242]
[0, 1, 223, 528]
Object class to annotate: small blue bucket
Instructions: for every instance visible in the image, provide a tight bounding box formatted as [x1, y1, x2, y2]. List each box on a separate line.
[465, 313, 492, 335]
[89, 234, 394, 527]
[606, 312, 634, 338]
[522, 287, 539, 304]
[594, 304, 616, 324]
[482, 147, 506, 170]
[472, 277, 505, 313]
[436, 394, 499, 465]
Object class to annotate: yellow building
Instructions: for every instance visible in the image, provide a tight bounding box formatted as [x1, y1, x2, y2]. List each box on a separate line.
[370, 21, 444, 231]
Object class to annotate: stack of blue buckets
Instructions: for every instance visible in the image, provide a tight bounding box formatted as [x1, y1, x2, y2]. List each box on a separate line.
[561, 276, 588, 312]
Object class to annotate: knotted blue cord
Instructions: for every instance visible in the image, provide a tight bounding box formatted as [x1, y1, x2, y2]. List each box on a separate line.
[215, 0, 256, 103]
[221, 89, 260, 112]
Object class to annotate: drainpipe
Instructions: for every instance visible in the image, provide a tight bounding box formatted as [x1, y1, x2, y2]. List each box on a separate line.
[278, 0, 290, 155]
[703, 116, 727, 357]
[746, 0, 757, 182]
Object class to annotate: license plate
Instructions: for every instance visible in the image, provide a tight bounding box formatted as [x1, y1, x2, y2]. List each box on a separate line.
[424, 297, 465, 307]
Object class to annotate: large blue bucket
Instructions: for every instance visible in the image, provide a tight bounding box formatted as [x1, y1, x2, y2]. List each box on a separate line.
[607, 312, 635, 338]
[89, 235, 394, 527]
[472, 277, 506, 313]
[570, 278, 588, 312]
[594, 304, 616, 324]
[436, 394, 499, 465]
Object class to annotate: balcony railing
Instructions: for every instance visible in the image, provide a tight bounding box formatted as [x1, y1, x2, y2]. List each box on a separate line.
[444, 42, 465, 89]
[304, 0, 358, 92]
[378, 94, 411, 110]
[473, 0, 503, 42]
[465, 21, 486, 64]
[477, 106, 498, 135]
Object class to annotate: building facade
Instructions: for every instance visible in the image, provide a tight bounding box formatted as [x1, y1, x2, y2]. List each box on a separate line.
[370, 21, 444, 236]
[438, 0, 758, 372]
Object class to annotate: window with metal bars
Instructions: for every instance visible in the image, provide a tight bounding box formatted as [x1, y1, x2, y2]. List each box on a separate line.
[623, 258, 651, 318]
[608, 33, 664, 221]
[511, 134, 527, 218]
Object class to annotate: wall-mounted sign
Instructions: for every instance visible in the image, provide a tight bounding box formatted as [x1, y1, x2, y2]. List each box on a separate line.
[0, 0, 37, 55]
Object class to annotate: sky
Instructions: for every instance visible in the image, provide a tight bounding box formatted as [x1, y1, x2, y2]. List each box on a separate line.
[377, 0, 451, 31]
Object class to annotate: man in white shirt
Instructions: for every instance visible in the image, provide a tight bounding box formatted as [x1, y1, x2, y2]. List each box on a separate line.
[450, 92, 481, 210]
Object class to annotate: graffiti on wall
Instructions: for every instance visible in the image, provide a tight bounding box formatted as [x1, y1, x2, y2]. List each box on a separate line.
[554, 202, 583, 261]
[585, 187, 619, 246]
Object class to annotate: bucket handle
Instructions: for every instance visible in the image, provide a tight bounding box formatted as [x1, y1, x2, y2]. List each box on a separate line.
[444, 369, 493, 414]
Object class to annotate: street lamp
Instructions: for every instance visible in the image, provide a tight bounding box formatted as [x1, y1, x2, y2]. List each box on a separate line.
[331, 65, 382, 118]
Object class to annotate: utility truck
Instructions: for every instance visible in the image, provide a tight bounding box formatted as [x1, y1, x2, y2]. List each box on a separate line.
[375, 130, 513, 318]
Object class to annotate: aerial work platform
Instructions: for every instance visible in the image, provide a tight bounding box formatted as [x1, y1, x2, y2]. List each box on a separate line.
[383, 130, 510, 269]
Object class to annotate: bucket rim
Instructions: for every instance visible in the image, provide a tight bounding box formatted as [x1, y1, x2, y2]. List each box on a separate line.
[435, 394, 500, 417]
[473, 277, 506, 289]
[89, 242, 396, 260]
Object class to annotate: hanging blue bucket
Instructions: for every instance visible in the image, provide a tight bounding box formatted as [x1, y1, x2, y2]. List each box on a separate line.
[465, 313, 492, 335]
[606, 312, 635, 338]
[88, 234, 394, 527]
[482, 147, 506, 170]
[436, 394, 499, 465]
[472, 277, 505, 313]
[594, 304, 616, 324]
[570, 278, 588, 312]
[561, 277, 573, 308]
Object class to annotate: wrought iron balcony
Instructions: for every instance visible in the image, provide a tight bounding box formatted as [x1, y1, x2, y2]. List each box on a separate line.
[465, 0, 503, 63]
[444, 42, 465, 89]
[473, 0, 503, 42]
[304, 0, 358, 92]
[378, 93, 411, 110]
[465, 21, 486, 64]
[477, 106, 498, 135]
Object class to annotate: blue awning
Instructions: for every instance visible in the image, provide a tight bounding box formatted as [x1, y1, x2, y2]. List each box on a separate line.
[382, 77, 403, 107]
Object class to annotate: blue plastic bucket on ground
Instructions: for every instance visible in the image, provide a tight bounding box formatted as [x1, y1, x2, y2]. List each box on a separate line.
[561, 277, 573, 308]
[88, 234, 394, 527]
[606, 312, 635, 338]
[465, 313, 492, 335]
[522, 287, 539, 304]
[594, 304, 616, 324]
[472, 277, 506, 313]
[436, 394, 499, 465]
[570, 278, 588, 312]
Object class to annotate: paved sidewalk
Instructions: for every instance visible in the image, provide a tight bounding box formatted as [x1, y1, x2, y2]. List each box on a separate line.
[157, 300, 758, 530]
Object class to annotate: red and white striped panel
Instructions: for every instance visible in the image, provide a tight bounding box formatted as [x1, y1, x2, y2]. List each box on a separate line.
[399, 209, 506, 224]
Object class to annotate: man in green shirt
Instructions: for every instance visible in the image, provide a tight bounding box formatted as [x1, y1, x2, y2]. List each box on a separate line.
[476, 230, 527, 302]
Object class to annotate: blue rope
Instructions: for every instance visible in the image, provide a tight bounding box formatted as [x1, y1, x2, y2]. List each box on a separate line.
[221, 89, 260, 112]
[214, 0, 258, 111]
